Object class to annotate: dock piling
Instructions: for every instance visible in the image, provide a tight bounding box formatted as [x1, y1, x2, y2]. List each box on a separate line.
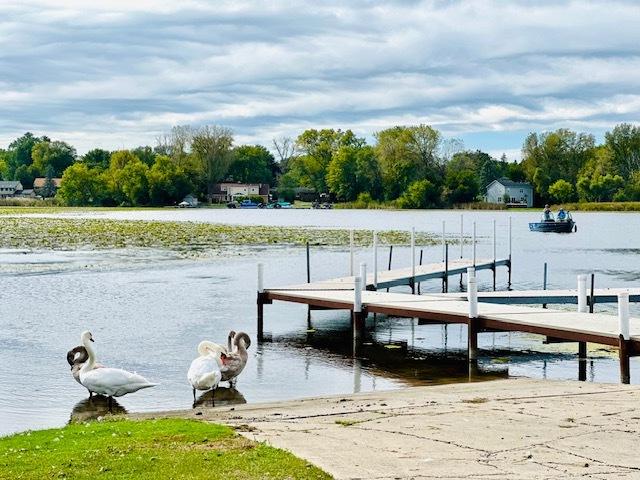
[418, 249, 423, 295]
[589, 273, 595, 313]
[542, 263, 548, 308]
[386, 245, 393, 292]
[353, 276, 364, 340]
[257, 263, 265, 342]
[372, 232, 378, 290]
[618, 291, 631, 384]
[467, 267, 478, 362]
[508, 217, 512, 287]
[577, 275, 588, 313]
[360, 262, 367, 291]
[349, 230, 354, 276]
[472, 222, 477, 266]
[410, 227, 416, 294]
[442, 220, 446, 262]
[443, 243, 449, 293]
[460, 214, 464, 287]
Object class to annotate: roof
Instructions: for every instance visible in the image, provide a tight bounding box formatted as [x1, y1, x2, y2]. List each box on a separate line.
[33, 177, 62, 188]
[488, 177, 532, 188]
[0, 181, 22, 188]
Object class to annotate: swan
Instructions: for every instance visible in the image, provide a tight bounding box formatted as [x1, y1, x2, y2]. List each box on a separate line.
[66, 345, 104, 398]
[188, 341, 224, 406]
[219, 332, 251, 387]
[78, 331, 157, 410]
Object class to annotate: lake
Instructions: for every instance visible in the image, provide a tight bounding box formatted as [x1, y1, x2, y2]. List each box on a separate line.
[1, 208, 639, 436]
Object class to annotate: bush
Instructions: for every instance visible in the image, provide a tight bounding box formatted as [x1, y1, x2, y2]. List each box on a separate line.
[396, 180, 439, 209]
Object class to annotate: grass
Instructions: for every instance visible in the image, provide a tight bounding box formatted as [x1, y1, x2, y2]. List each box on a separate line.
[0, 418, 331, 480]
[553, 201, 640, 212]
[0, 216, 441, 254]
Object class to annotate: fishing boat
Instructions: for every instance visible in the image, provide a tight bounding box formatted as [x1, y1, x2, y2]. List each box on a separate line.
[529, 212, 576, 233]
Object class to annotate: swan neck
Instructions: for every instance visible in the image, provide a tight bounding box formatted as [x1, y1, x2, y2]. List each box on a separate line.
[81, 337, 97, 372]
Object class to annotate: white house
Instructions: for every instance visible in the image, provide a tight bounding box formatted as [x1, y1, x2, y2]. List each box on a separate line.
[485, 178, 533, 207]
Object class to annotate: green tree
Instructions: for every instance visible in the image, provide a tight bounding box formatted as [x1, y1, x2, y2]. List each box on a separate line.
[132, 146, 157, 167]
[31, 140, 76, 177]
[396, 179, 440, 209]
[326, 145, 381, 201]
[605, 123, 640, 179]
[191, 126, 234, 200]
[227, 145, 278, 185]
[0, 150, 9, 180]
[6, 132, 46, 186]
[548, 179, 575, 203]
[442, 170, 480, 204]
[147, 155, 192, 205]
[57, 163, 108, 206]
[81, 149, 111, 170]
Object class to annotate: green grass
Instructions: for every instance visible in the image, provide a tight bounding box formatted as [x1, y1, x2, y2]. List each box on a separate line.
[0, 217, 441, 253]
[552, 201, 640, 212]
[0, 418, 331, 480]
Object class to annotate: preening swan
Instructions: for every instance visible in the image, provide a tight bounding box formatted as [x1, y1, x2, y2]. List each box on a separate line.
[78, 331, 157, 410]
[220, 332, 251, 388]
[188, 341, 223, 406]
[66, 345, 104, 398]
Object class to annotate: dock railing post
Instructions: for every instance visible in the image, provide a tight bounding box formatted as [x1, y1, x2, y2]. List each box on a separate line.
[372, 232, 378, 290]
[418, 249, 423, 294]
[349, 229, 354, 277]
[577, 275, 588, 313]
[492, 219, 496, 291]
[508, 216, 512, 287]
[442, 220, 446, 262]
[306, 242, 311, 284]
[353, 276, 364, 341]
[443, 243, 449, 293]
[360, 262, 367, 291]
[589, 273, 595, 313]
[386, 245, 393, 292]
[460, 214, 464, 287]
[410, 227, 416, 294]
[472, 222, 476, 267]
[467, 267, 478, 363]
[257, 263, 265, 342]
[618, 291, 631, 384]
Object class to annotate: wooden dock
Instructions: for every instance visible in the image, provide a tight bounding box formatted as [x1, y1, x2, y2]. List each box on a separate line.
[257, 262, 640, 383]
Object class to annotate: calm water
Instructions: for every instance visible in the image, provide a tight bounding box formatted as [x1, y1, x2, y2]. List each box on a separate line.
[1, 209, 640, 436]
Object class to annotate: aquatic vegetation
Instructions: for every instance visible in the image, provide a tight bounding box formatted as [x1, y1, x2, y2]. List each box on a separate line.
[0, 217, 440, 255]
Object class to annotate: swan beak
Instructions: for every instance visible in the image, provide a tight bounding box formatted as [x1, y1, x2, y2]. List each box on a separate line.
[90, 338, 94, 342]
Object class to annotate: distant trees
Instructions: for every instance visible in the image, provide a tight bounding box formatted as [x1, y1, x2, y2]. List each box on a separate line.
[191, 126, 234, 200]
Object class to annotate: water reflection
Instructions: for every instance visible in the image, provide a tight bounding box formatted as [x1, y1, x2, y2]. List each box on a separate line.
[193, 387, 247, 408]
[69, 396, 127, 423]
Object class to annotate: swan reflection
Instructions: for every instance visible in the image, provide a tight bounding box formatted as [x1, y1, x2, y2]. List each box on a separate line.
[69, 395, 127, 423]
[193, 386, 246, 408]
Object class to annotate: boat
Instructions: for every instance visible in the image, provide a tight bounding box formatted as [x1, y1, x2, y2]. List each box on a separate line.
[529, 212, 576, 233]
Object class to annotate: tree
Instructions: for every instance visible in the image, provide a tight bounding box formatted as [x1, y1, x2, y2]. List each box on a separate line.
[326, 145, 381, 202]
[117, 159, 149, 205]
[40, 165, 57, 198]
[548, 179, 575, 204]
[81, 149, 111, 170]
[442, 170, 480, 204]
[605, 123, 640, 179]
[147, 155, 192, 205]
[396, 179, 440, 209]
[31, 140, 76, 177]
[374, 126, 420, 200]
[6, 132, 46, 186]
[57, 163, 108, 206]
[272, 137, 296, 172]
[191, 125, 234, 200]
[227, 145, 278, 185]
[132, 146, 157, 167]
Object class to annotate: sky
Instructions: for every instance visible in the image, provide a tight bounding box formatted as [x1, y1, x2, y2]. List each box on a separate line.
[0, 0, 639, 158]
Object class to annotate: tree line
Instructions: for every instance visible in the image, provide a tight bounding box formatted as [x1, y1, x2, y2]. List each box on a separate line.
[0, 123, 638, 207]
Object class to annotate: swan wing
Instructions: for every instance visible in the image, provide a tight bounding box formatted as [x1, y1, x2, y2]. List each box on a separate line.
[188, 355, 222, 390]
[197, 341, 227, 357]
[80, 367, 157, 397]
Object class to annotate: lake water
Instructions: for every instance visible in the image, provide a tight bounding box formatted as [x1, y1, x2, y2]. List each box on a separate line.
[1, 208, 639, 436]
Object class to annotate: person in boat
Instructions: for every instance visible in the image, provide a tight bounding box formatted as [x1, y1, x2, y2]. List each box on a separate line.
[543, 204, 552, 221]
[557, 207, 567, 221]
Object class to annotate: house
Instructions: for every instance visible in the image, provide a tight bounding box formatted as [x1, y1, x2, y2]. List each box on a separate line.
[485, 178, 533, 207]
[33, 177, 63, 196]
[211, 183, 270, 203]
[0, 181, 23, 198]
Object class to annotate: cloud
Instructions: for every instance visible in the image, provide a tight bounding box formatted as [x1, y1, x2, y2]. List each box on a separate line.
[0, 0, 638, 154]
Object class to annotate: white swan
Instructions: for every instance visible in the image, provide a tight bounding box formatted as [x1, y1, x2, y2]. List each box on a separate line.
[78, 331, 157, 410]
[188, 341, 223, 406]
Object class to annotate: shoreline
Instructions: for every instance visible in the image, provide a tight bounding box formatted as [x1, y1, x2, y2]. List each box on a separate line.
[135, 378, 640, 479]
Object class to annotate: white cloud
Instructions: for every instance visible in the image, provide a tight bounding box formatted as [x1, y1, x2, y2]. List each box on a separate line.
[0, 0, 638, 153]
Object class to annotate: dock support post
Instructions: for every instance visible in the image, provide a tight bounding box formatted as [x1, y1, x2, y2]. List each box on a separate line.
[460, 214, 464, 287]
[472, 222, 477, 267]
[353, 276, 364, 341]
[542, 262, 548, 309]
[418, 249, 423, 295]
[467, 267, 478, 363]
[589, 273, 595, 313]
[578, 275, 588, 313]
[372, 232, 378, 290]
[442, 220, 446, 262]
[578, 342, 587, 381]
[349, 230, 354, 277]
[410, 227, 416, 294]
[618, 292, 631, 384]
[386, 245, 393, 292]
[492, 219, 496, 291]
[360, 262, 367, 291]
[443, 243, 449, 293]
[507, 217, 512, 287]
[306, 242, 311, 322]
[257, 263, 265, 342]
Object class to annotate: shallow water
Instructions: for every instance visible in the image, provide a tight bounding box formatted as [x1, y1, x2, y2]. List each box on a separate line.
[1, 209, 639, 436]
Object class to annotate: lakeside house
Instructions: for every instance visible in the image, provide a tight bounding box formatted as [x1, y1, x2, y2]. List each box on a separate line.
[33, 177, 63, 197]
[0, 181, 23, 198]
[485, 178, 533, 207]
[211, 182, 270, 203]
